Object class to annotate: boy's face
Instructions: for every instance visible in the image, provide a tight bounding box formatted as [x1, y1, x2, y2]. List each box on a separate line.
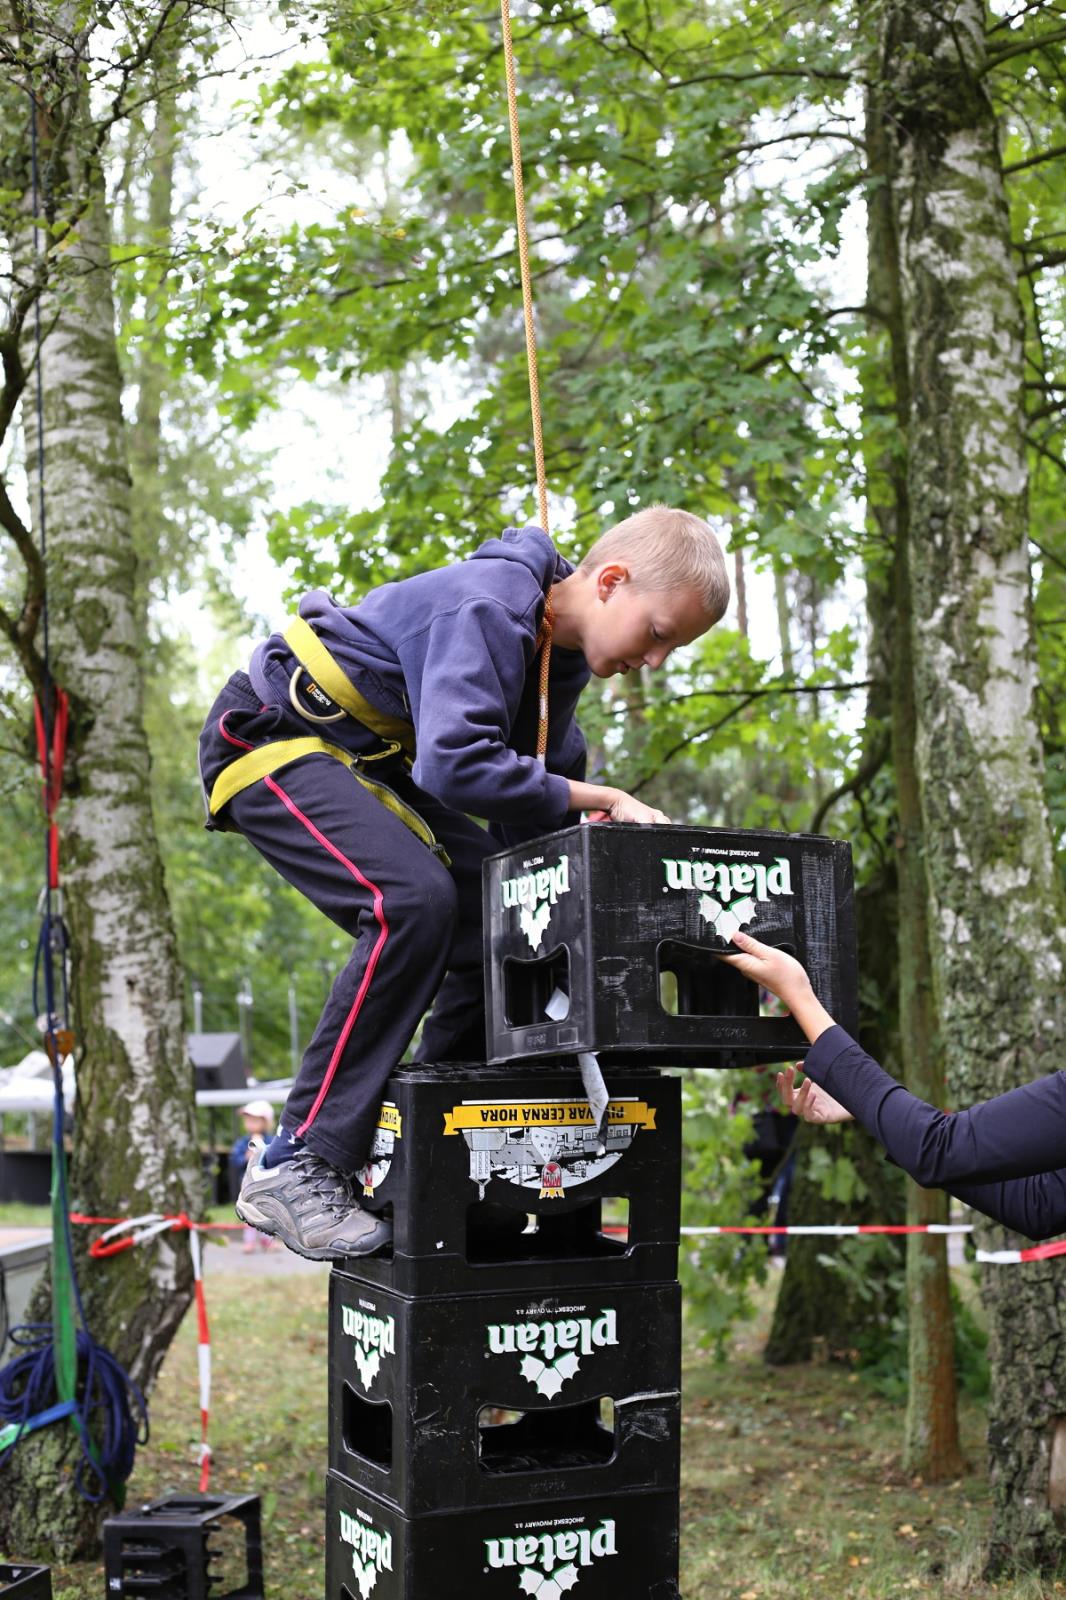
[242, 1114, 270, 1136]
[582, 564, 712, 679]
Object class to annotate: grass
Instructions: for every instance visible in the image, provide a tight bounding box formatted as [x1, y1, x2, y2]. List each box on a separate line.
[0, 1203, 50, 1229]
[1, 1222, 1063, 1598]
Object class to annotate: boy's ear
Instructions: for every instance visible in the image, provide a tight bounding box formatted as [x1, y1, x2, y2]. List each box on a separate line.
[596, 562, 630, 601]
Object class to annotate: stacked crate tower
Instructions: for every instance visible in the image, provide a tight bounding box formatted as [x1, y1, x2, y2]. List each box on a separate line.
[326, 825, 856, 1600]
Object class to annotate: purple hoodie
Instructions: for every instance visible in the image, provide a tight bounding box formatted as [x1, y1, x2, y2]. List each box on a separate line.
[248, 526, 590, 834]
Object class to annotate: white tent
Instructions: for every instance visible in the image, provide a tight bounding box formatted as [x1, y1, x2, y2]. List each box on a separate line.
[0, 1048, 74, 1112]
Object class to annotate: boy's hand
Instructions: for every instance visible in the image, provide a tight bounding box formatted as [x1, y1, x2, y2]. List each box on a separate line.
[569, 779, 670, 824]
[606, 790, 671, 826]
[777, 1064, 853, 1125]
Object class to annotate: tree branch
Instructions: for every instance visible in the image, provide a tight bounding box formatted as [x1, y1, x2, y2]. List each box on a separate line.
[984, 23, 1066, 67]
[607, 679, 872, 715]
[1029, 434, 1066, 475]
[810, 726, 890, 835]
[1003, 141, 1066, 175]
[1018, 250, 1066, 275]
[629, 696, 761, 792]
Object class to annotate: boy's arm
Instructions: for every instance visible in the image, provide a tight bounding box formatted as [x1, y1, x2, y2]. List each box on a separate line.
[398, 598, 667, 826]
[398, 597, 575, 826]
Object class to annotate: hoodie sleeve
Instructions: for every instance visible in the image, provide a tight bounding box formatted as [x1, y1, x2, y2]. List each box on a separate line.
[489, 722, 587, 849]
[941, 1170, 1066, 1241]
[396, 596, 574, 825]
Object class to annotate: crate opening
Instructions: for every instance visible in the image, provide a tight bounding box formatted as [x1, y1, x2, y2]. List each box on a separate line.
[657, 938, 760, 1018]
[478, 1395, 616, 1474]
[502, 945, 570, 1029]
[202, 1515, 251, 1598]
[466, 1197, 629, 1265]
[341, 1383, 393, 1470]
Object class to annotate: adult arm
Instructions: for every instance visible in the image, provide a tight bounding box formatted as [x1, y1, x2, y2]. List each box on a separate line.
[804, 1026, 1066, 1188]
[945, 1169, 1066, 1241]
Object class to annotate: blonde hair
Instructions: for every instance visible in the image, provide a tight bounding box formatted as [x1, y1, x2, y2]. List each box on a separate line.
[578, 505, 729, 621]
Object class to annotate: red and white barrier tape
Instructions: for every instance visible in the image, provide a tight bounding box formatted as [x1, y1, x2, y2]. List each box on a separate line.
[682, 1223, 973, 1237]
[70, 1211, 241, 1490]
[682, 1222, 1066, 1264]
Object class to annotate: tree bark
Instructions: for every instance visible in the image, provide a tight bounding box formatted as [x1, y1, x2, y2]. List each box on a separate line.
[865, 74, 963, 1482]
[0, 13, 198, 1559]
[882, 0, 1066, 1565]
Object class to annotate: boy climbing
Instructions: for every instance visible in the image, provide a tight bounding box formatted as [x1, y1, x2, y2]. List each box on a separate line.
[198, 506, 729, 1261]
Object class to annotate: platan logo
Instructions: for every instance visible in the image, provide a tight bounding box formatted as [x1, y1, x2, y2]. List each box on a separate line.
[501, 857, 571, 951]
[485, 1519, 617, 1597]
[662, 855, 793, 941]
[339, 1509, 393, 1599]
[341, 1304, 396, 1391]
[487, 1309, 618, 1399]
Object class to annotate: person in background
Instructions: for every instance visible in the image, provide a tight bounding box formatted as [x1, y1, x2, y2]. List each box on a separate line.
[228, 1099, 277, 1252]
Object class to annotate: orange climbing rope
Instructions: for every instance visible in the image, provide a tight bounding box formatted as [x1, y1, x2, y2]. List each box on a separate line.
[500, 0, 554, 761]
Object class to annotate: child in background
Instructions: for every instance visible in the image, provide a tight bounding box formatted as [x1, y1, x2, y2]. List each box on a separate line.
[228, 1099, 276, 1252]
[199, 507, 730, 1261]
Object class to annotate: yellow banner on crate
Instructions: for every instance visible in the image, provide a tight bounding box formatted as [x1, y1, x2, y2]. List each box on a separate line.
[377, 1103, 402, 1136]
[442, 1100, 656, 1135]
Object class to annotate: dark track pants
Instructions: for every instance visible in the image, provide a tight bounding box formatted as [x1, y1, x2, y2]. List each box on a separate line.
[199, 674, 495, 1172]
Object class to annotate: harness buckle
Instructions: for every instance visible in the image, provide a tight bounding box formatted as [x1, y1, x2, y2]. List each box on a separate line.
[288, 665, 346, 723]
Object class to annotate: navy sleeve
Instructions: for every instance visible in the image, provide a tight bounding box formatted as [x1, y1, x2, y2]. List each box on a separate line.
[397, 598, 573, 826]
[800, 1027, 1066, 1240]
[489, 728, 587, 850]
[804, 1026, 1066, 1185]
[943, 1171, 1066, 1241]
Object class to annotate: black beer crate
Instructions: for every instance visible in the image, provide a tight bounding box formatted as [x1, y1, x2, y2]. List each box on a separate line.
[0, 1567, 51, 1600]
[349, 1062, 679, 1296]
[102, 1494, 264, 1599]
[484, 823, 857, 1067]
[328, 1271, 680, 1512]
[325, 1471, 680, 1600]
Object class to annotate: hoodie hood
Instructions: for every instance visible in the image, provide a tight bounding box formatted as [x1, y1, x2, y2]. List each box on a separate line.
[470, 524, 575, 587]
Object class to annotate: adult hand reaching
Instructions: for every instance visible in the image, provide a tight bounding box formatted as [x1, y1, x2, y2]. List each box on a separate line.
[717, 930, 835, 1044]
[776, 1063, 853, 1125]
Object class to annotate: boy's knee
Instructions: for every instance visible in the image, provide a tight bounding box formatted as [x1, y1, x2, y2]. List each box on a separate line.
[390, 859, 459, 946]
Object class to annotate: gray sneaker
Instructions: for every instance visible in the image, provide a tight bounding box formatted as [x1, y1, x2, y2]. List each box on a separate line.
[236, 1147, 392, 1261]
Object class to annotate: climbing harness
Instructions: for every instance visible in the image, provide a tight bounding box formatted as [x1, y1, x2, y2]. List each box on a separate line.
[207, 733, 452, 867]
[284, 617, 418, 755]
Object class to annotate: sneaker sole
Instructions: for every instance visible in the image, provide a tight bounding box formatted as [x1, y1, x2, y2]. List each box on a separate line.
[235, 1194, 392, 1262]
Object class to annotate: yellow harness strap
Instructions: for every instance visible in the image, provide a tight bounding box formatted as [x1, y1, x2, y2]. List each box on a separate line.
[207, 736, 450, 866]
[284, 617, 417, 756]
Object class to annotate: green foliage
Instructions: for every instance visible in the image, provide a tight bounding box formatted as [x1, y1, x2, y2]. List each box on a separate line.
[678, 1069, 770, 1357]
[822, 1235, 990, 1402]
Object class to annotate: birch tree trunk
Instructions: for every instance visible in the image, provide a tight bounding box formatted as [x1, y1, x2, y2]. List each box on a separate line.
[882, 0, 1066, 1566]
[0, 14, 198, 1559]
[865, 78, 963, 1483]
